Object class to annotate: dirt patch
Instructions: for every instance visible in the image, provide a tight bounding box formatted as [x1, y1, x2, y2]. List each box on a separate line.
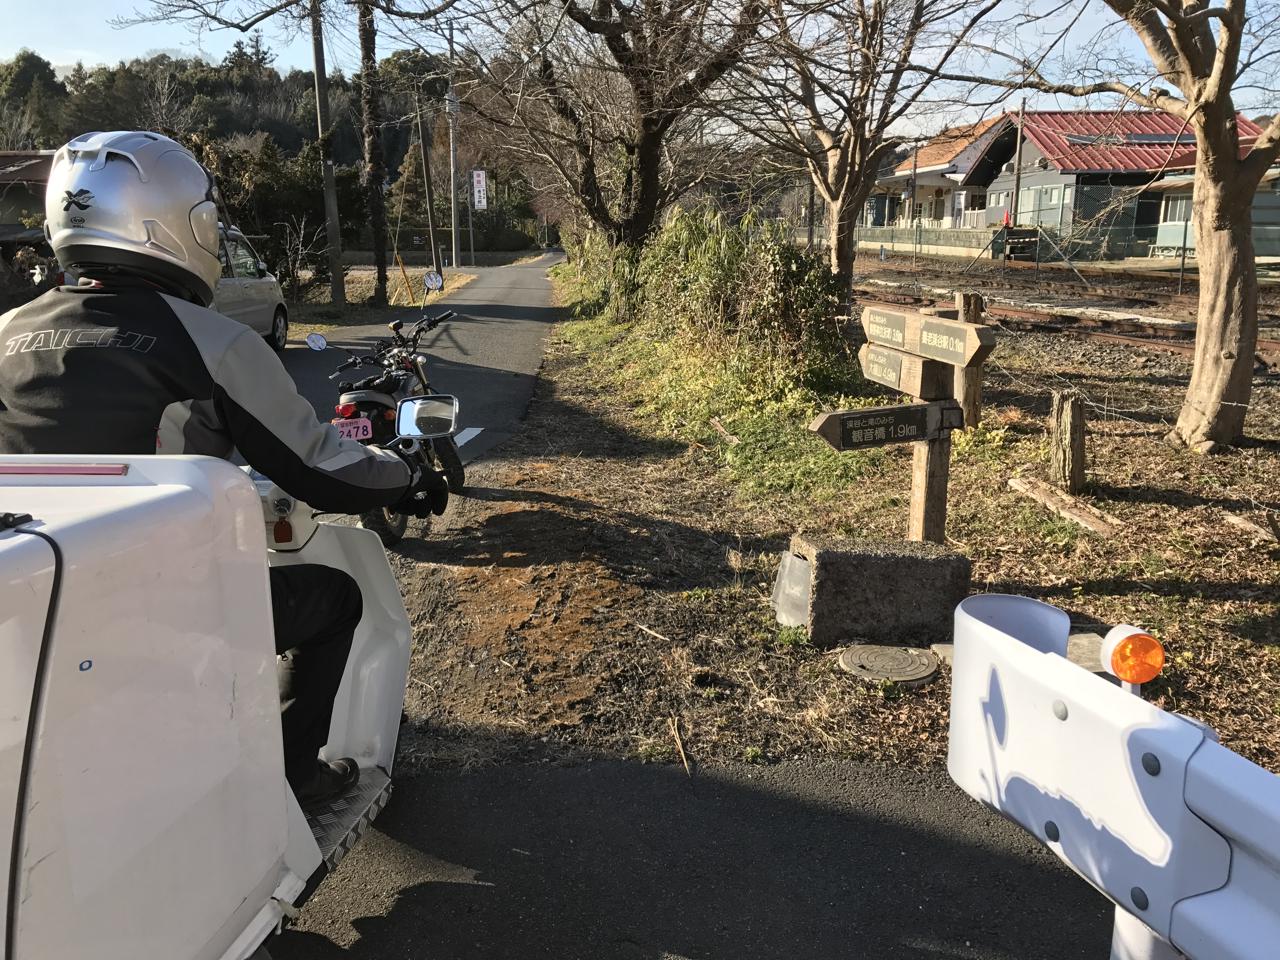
[387, 337, 962, 773]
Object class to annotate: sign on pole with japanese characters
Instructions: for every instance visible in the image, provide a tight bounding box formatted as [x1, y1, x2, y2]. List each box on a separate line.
[472, 170, 488, 211]
[809, 296, 996, 544]
[809, 401, 964, 451]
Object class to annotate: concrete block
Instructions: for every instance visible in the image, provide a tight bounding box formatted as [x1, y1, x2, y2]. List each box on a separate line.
[772, 533, 971, 649]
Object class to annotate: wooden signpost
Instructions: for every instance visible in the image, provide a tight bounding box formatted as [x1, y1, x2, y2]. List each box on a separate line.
[811, 296, 994, 544]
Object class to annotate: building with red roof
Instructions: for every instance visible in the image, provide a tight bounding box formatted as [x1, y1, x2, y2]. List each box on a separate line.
[963, 111, 1264, 255]
[869, 117, 1004, 228]
[867, 110, 1275, 258]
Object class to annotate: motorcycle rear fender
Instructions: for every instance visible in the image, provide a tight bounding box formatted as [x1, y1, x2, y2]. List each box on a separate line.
[337, 389, 396, 409]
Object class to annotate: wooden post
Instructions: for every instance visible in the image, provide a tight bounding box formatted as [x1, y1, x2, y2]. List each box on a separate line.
[1050, 389, 1086, 493]
[909, 432, 951, 543]
[954, 292, 984, 428]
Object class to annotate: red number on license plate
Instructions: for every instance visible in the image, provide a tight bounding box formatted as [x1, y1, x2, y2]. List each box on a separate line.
[333, 417, 373, 441]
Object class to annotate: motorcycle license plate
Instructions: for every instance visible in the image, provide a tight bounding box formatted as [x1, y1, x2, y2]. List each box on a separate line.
[333, 417, 373, 441]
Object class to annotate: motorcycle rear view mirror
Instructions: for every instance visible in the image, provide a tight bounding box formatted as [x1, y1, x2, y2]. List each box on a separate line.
[396, 395, 459, 439]
[305, 332, 328, 351]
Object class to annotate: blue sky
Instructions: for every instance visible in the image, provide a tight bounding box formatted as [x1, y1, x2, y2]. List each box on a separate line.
[0, 0, 352, 73]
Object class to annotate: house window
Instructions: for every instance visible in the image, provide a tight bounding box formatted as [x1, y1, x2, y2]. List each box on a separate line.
[1046, 187, 1059, 206]
[1163, 194, 1192, 222]
[967, 192, 987, 210]
[1064, 186, 1074, 208]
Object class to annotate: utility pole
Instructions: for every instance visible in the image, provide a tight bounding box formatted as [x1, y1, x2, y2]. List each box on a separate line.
[308, 0, 345, 305]
[447, 22, 460, 271]
[415, 92, 442, 277]
[1011, 98, 1027, 226]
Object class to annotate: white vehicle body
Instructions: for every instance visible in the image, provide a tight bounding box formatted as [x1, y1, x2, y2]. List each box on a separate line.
[949, 594, 1280, 960]
[214, 229, 288, 350]
[0, 455, 411, 960]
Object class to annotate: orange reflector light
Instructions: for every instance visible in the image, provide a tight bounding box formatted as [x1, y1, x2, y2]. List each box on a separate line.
[1110, 632, 1164, 684]
[273, 519, 294, 544]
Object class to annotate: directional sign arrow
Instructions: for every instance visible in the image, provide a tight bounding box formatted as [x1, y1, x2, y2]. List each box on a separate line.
[809, 401, 965, 451]
[860, 303, 996, 368]
[857, 343, 952, 399]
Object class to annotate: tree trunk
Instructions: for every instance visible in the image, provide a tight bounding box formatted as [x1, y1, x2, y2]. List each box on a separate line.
[308, 0, 345, 306]
[1172, 150, 1258, 450]
[358, 1, 387, 306]
[611, 121, 665, 248]
[826, 191, 859, 280]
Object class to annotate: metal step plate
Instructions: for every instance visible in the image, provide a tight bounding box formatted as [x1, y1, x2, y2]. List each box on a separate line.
[305, 767, 392, 870]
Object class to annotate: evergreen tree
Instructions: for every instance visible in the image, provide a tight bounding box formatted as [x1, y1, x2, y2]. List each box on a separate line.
[388, 141, 431, 226]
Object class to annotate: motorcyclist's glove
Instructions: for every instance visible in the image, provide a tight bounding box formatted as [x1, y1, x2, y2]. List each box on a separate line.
[396, 468, 449, 518]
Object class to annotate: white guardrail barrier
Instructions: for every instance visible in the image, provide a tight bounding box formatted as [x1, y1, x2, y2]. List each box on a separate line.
[948, 594, 1280, 960]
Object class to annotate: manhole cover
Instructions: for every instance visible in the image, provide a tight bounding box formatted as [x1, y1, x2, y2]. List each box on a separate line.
[838, 645, 938, 685]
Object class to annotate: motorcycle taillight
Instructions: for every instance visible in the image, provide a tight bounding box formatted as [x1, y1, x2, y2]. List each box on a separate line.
[383, 409, 397, 421]
[335, 402, 359, 418]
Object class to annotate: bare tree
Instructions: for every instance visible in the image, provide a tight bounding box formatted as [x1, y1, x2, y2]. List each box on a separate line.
[463, 0, 764, 250]
[721, 0, 1003, 281]
[137, 70, 194, 131]
[0, 101, 38, 150]
[125, 0, 463, 306]
[123, 0, 348, 302]
[934, 0, 1280, 450]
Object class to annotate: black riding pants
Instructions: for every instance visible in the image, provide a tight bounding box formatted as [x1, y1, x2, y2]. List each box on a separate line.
[270, 564, 363, 786]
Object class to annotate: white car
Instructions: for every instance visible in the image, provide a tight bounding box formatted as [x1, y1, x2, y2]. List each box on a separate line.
[214, 228, 289, 352]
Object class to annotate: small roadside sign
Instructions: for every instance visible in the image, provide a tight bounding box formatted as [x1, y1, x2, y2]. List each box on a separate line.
[861, 303, 995, 368]
[472, 170, 488, 211]
[857, 343, 951, 399]
[814, 294, 997, 544]
[810, 401, 964, 451]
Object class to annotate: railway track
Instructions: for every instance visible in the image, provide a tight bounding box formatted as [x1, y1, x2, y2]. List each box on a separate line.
[852, 285, 1280, 368]
[859, 255, 1280, 326]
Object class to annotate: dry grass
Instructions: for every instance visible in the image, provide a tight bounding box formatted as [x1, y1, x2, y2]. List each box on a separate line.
[289, 271, 476, 339]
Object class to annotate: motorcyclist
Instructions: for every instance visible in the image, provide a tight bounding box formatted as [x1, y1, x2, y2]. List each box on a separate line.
[0, 130, 448, 808]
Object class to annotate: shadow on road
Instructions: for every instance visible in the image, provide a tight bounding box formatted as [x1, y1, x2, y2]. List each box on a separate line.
[272, 753, 1110, 959]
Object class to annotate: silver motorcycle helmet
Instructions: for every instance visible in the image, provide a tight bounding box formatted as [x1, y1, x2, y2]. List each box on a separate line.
[45, 131, 224, 306]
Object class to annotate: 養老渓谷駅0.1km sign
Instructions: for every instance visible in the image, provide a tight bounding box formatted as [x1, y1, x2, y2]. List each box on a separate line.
[861, 303, 995, 369]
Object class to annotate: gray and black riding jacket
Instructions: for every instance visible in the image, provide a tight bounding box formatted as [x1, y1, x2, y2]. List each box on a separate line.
[0, 278, 412, 512]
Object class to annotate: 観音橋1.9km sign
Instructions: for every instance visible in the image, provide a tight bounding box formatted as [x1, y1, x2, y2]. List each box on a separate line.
[861, 303, 996, 368]
[809, 401, 965, 451]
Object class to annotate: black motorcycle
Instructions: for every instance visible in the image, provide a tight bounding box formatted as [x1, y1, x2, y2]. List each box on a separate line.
[307, 310, 466, 546]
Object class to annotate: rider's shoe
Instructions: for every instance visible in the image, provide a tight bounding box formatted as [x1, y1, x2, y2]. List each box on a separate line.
[293, 758, 361, 809]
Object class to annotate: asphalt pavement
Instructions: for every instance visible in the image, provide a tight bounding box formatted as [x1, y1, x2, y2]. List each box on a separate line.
[273, 761, 1111, 959]
[283, 254, 563, 463]
[274, 257, 1113, 958]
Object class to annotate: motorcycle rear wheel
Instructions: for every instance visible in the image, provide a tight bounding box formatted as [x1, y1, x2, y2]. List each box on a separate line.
[359, 506, 414, 546]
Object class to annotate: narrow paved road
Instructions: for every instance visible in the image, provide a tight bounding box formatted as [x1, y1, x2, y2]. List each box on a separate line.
[275, 761, 1110, 959]
[274, 258, 1112, 958]
[284, 255, 563, 463]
